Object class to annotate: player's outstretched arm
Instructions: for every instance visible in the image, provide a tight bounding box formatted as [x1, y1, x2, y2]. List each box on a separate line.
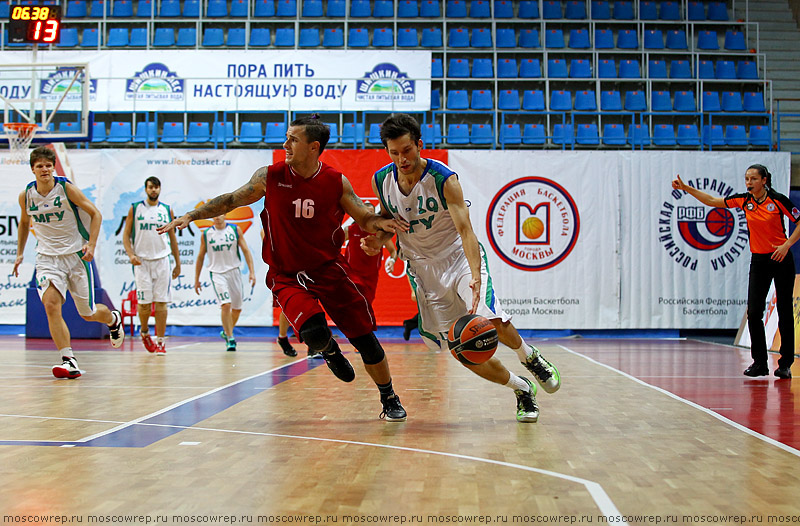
[65, 181, 102, 262]
[158, 167, 268, 234]
[444, 176, 482, 314]
[13, 190, 30, 277]
[671, 174, 726, 208]
[341, 175, 408, 237]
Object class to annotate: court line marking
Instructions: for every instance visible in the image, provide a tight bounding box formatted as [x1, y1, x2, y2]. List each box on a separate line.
[558, 344, 800, 458]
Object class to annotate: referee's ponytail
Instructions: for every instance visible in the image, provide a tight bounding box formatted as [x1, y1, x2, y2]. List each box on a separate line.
[747, 164, 772, 189]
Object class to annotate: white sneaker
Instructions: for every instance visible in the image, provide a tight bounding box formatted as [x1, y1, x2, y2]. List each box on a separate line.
[109, 310, 124, 348]
[53, 357, 81, 379]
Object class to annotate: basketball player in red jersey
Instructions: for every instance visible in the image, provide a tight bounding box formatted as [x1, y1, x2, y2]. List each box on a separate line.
[343, 201, 398, 304]
[159, 114, 409, 421]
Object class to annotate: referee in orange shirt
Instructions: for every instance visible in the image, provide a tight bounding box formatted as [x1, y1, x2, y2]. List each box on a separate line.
[672, 165, 800, 379]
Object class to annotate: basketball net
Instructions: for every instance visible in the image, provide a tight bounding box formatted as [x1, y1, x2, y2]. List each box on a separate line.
[4, 122, 38, 163]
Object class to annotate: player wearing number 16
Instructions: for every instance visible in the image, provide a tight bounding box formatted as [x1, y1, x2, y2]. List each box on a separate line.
[158, 114, 410, 421]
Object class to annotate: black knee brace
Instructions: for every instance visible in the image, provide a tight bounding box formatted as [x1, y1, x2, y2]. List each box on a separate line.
[348, 333, 386, 365]
[299, 313, 332, 352]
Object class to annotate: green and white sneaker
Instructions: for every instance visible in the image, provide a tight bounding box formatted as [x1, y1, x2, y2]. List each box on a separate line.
[515, 377, 539, 423]
[522, 345, 561, 394]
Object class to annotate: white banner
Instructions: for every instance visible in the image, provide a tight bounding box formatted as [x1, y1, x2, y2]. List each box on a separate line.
[0, 50, 431, 112]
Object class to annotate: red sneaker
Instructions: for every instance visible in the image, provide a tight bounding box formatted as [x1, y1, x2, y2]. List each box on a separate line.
[141, 332, 157, 353]
[155, 342, 166, 355]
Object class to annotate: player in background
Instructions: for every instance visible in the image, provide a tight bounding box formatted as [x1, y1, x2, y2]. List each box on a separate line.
[194, 214, 257, 352]
[123, 176, 181, 354]
[363, 113, 561, 423]
[159, 114, 409, 421]
[13, 146, 124, 379]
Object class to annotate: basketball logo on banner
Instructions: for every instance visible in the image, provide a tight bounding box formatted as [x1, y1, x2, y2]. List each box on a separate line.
[660, 181, 748, 271]
[486, 177, 580, 271]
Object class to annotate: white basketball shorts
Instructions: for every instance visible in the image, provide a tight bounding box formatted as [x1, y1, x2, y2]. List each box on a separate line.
[35, 252, 97, 317]
[210, 268, 243, 310]
[133, 257, 172, 304]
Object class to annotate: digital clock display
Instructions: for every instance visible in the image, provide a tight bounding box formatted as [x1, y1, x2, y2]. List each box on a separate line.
[9, 4, 61, 44]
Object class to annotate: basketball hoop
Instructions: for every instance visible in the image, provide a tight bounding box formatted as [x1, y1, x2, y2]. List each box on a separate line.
[4, 122, 39, 163]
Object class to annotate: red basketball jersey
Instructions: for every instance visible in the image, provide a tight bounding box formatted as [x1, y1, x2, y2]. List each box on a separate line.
[261, 161, 345, 274]
[345, 222, 383, 300]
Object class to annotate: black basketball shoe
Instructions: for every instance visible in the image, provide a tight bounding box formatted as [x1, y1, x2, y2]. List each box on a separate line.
[380, 395, 407, 421]
[322, 343, 355, 382]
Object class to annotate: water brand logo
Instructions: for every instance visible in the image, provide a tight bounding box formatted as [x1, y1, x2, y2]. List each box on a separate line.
[39, 67, 97, 102]
[356, 63, 415, 103]
[486, 177, 580, 271]
[125, 63, 184, 101]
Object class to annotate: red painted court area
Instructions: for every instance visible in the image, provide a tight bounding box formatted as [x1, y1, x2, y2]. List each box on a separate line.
[562, 338, 800, 451]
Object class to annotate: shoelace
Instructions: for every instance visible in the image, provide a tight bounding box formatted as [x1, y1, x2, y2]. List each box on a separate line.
[380, 397, 403, 419]
[517, 391, 537, 413]
[526, 356, 552, 380]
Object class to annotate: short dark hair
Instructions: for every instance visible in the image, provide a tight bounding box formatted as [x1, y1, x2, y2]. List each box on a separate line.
[145, 176, 161, 188]
[290, 113, 330, 153]
[379, 113, 421, 147]
[30, 146, 55, 168]
[747, 164, 772, 189]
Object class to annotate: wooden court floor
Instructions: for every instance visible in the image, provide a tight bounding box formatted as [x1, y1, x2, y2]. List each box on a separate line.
[2, 334, 800, 525]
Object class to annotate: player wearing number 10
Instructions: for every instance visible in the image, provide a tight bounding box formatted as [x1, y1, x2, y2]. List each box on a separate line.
[158, 114, 409, 421]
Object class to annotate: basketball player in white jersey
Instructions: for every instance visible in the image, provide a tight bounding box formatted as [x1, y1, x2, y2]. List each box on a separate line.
[194, 214, 257, 351]
[13, 146, 124, 379]
[364, 114, 561, 423]
[123, 176, 181, 354]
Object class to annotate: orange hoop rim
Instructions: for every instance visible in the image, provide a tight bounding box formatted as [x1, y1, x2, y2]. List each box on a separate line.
[4, 122, 39, 134]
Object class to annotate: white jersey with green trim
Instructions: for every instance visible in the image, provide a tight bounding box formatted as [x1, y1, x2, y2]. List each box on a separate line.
[25, 177, 90, 256]
[204, 224, 241, 273]
[373, 158, 462, 262]
[131, 200, 172, 260]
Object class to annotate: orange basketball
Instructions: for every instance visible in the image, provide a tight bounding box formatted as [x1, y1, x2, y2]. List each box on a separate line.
[522, 216, 544, 239]
[447, 314, 498, 365]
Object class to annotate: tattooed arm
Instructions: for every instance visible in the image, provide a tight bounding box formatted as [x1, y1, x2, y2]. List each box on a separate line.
[340, 175, 407, 235]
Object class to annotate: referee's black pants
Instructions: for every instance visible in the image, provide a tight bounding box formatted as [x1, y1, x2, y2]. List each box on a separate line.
[747, 252, 796, 369]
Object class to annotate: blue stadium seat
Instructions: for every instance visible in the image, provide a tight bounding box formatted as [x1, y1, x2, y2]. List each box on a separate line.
[594, 29, 614, 49]
[133, 121, 156, 143]
[550, 90, 572, 111]
[598, 59, 616, 78]
[697, 60, 715, 79]
[576, 124, 599, 145]
[152, 27, 175, 47]
[89, 0, 107, 17]
[737, 61, 758, 80]
[724, 125, 747, 146]
[349, 28, 369, 47]
[129, 27, 147, 46]
[548, 59, 568, 77]
[91, 122, 106, 143]
[446, 90, 469, 110]
[644, 29, 663, 49]
[707, 1, 728, 21]
[519, 28, 540, 48]
[618, 59, 640, 78]
[499, 124, 522, 145]
[677, 125, 700, 146]
[107, 121, 133, 142]
[570, 59, 591, 78]
[202, 28, 224, 47]
[57, 27, 79, 47]
[653, 124, 676, 146]
[276, 0, 296, 16]
[703, 125, 725, 147]
[669, 60, 692, 79]
[373, 28, 393, 47]
[239, 122, 263, 143]
[617, 29, 638, 49]
[471, 27, 492, 47]
[161, 122, 184, 143]
[628, 124, 650, 146]
[420, 0, 440, 16]
[603, 124, 626, 145]
[398, 0, 419, 17]
[743, 92, 766, 113]
[206, 0, 227, 16]
[673, 91, 696, 112]
[299, 28, 320, 47]
[230, 0, 248, 16]
[159, 0, 180, 16]
[702, 91, 721, 112]
[227, 28, 246, 46]
[472, 58, 493, 77]
[519, 59, 541, 78]
[494, 0, 514, 18]
[601, 90, 622, 111]
[725, 30, 746, 51]
[497, 58, 517, 78]
[651, 91, 672, 112]
[112, 0, 133, 17]
[324, 123, 339, 143]
[639, 0, 657, 19]
[249, 28, 271, 46]
[470, 124, 493, 145]
[431, 89, 440, 109]
[659, 0, 680, 20]
[59, 122, 80, 133]
[274, 27, 294, 46]
[446, 0, 467, 17]
[447, 124, 469, 145]
[421, 27, 443, 47]
[431, 58, 443, 77]
[81, 28, 100, 47]
[649, 60, 667, 78]
[264, 122, 287, 143]
[552, 124, 575, 146]
[470, 89, 492, 109]
[302, 0, 323, 16]
[470, 0, 490, 17]
[687, 1, 704, 20]
[591, 0, 610, 19]
[569, 28, 590, 48]
[373, 0, 394, 16]
[612, 0, 633, 19]
[697, 30, 719, 50]
[665, 29, 687, 49]
[449, 27, 469, 47]
[565, 0, 586, 19]
[397, 28, 417, 47]
[574, 90, 597, 111]
[107, 28, 128, 47]
[523, 124, 546, 144]
[542, 0, 561, 18]
[137, 0, 153, 17]
[749, 125, 771, 147]
[422, 124, 443, 146]
[448, 58, 469, 77]
[323, 28, 343, 47]
[545, 29, 564, 48]
[341, 123, 365, 146]
[496, 28, 516, 48]
[498, 89, 520, 110]
[522, 90, 545, 110]
[66, 0, 87, 17]
[518, 0, 539, 18]
[183, 0, 200, 16]
[253, 0, 275, 16]
[716, 60, 736, 79]
[722, 92, 743, 112]
[186, 122, 210, 143]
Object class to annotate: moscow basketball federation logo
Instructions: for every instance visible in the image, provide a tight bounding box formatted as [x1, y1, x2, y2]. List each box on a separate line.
[486, 177, 580, 271]
[660, 181, 748, 271]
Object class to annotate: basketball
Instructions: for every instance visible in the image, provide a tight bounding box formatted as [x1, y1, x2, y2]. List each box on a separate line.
[447, 314, 499, 365]
[522, 216, 545, 239]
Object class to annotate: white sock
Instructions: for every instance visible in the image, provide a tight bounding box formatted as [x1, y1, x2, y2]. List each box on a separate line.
[59, 347, 74, 360]
[505, 373, 529, 392]
[157, 336, 165, 345]
[512, 338, 533, 362]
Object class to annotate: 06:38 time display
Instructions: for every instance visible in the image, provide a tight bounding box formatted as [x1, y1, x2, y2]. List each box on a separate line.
[8, 5, 61, 43]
